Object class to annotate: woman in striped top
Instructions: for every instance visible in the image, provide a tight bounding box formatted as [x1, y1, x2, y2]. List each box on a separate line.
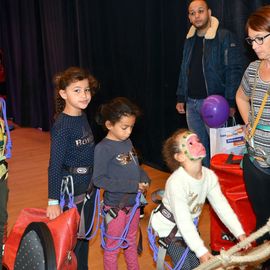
[236, 5, 270, 270]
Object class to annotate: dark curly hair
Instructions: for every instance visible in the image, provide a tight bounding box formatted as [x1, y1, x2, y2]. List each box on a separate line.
[188, 0, 209, 10]
[54, 66, 98, 117]
[96, 97, 141, 130]
[162, 128, 189, 172]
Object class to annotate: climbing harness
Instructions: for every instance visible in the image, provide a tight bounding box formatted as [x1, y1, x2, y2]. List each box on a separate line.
[148, 188, 200, 270]
[60, 176, 100, 240]
[63, 165, 92, 175]
[148, 209, 199, 270]
[80, 188, 101, 240]
[60, 176, 76, 209]
[100, 192, 141, 252]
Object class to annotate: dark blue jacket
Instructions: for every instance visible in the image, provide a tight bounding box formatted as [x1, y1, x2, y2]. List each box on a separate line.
[176, 17, 243, 107]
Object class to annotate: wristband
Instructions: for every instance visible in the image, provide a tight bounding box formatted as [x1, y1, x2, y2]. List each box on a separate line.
[48, 199, 59, 206]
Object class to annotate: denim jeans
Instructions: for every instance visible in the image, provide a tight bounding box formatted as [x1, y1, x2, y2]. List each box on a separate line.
[186, 98, 210, 167]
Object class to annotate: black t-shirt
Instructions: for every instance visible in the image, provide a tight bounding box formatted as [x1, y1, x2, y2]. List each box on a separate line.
[187, 35, 207, 99]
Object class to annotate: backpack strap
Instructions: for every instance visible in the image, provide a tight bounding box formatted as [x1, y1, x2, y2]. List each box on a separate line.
[154, 204, 178, 270]
[155, 203, 175, 223]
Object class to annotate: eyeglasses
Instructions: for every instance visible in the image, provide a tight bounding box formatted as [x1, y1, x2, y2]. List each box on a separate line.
[246, 33, 270, 45]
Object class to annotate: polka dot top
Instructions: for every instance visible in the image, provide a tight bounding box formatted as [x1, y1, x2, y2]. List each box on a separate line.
[48, 112, 95, 199]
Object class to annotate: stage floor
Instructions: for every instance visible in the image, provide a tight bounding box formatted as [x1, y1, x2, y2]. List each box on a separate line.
[6, 125, 211, 269]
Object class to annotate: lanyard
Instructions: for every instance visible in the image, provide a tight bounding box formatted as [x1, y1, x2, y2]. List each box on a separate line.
[247, 61, 270, 141]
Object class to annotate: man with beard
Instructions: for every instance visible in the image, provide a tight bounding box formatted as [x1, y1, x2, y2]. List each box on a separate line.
[176, 0, 243, 167]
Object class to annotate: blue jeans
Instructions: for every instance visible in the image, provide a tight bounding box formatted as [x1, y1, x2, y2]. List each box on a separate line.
[186, 98, 210, 167]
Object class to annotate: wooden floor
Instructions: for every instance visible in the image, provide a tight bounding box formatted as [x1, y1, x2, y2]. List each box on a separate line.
[6, 125, 211, 269]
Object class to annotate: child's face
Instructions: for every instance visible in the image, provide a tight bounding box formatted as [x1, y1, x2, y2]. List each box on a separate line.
[106, 115, 136, 141]
[179, 132, 206, 160]
[59, 79, 91, 115]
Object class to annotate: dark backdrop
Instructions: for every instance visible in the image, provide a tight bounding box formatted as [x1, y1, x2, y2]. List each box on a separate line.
[0, 0, 269, 169]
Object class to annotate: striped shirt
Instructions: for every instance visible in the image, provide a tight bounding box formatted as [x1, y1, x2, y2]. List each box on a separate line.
[241, 60, 270, 167]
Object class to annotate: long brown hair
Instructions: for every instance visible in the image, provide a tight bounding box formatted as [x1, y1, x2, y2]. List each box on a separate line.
[54, 66, 98, 117]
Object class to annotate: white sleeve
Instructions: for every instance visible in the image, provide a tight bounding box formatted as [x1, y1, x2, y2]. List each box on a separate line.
[166, 176, 208, 258]
[206, 171, 245, 238]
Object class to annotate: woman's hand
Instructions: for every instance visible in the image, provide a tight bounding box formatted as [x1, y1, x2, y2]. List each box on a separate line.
[244, 123, 251, 138]
[46, 204, 62, 220]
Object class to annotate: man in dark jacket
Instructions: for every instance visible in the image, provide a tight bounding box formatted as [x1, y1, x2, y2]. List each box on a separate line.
[176, 0, 243, 167]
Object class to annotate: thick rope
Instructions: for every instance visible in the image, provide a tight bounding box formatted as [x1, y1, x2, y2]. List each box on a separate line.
[194, 218, 270, 270]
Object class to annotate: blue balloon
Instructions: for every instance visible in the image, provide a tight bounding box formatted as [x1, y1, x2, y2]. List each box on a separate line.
[200, 95, 229, 128]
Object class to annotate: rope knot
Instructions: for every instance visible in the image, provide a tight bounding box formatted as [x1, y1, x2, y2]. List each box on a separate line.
[220, 249, 231, 267]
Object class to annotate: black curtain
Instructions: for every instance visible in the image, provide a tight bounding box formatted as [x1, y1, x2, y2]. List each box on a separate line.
[0, 0, 269, 169]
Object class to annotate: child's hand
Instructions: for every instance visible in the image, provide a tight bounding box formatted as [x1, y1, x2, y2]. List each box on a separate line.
[199, 251, 213, 264]
[138, 182, 149, 193]
[46, 205, 62, 220]
[238, 234, 252, 250]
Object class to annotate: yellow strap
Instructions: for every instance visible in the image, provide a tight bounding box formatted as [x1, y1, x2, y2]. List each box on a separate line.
[247, 91, 269, 140]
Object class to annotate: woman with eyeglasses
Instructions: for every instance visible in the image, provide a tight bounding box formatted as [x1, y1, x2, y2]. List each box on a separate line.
[236, 5, 270, 270]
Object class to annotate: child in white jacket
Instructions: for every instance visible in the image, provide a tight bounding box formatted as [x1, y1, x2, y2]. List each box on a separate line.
[150, 129, 247, 269]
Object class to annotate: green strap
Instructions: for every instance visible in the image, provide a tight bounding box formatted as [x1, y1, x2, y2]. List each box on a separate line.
[256, 124, 270, 131]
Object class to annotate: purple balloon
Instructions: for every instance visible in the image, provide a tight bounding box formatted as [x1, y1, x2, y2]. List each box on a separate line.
[200, 95, 229, 128]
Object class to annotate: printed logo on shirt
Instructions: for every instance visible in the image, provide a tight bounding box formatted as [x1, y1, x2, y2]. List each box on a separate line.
[116, 148, 138, 165]
[76, 136, 92, 146]
[75, 127, 94, 147]
[191, 203, 203, 214]
[188, 192, 198, 206]
[188, 192, 203, 214]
